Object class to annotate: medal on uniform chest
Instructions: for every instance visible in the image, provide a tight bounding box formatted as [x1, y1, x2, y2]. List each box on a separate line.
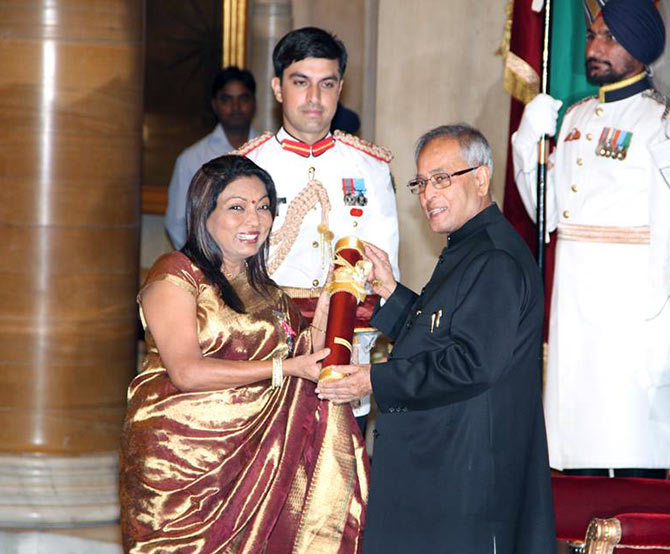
[353, 178, 368, 206]
[342, 178, 356, 205]
[342, 178, 368, 208]
[596, 127, 633, 160]
[564, 127, 581, 142]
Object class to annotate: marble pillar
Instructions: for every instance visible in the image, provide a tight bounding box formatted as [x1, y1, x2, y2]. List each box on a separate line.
[249, 0, 292, 132]
[0, 0, 143, 524]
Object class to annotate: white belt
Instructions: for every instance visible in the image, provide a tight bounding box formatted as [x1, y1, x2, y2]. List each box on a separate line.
[558, 223, 650, 245]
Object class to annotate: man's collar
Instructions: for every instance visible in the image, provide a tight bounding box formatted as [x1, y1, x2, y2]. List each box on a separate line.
[444, 203, 500, 249]
[211, 123, 228, 143]
[275, 127, 335, 158]
[210, 123, 257, 146]
[598, 72, 650, 103]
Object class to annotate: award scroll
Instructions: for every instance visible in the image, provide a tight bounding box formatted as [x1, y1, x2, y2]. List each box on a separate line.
[319, 237, 372, 381]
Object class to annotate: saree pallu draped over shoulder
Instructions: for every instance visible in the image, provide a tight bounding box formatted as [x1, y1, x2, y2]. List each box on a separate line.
[119, 252, 368, 554]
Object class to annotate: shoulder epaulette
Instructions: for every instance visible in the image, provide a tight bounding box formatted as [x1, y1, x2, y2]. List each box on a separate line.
[642, 89, 670, 121]
[234, 131, 274, 156]
[333, 130, 393, 163]
[565, 95, 596, 115]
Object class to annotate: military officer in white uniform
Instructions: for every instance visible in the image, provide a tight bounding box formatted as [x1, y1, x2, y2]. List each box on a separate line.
[240, 27, 399, 291]
[241, 128, 399, 290]
[239, 27, 400, 424]
[512, 0, 670, 477]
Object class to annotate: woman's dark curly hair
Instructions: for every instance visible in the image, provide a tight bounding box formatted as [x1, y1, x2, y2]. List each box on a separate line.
[182, 154, 278, 313]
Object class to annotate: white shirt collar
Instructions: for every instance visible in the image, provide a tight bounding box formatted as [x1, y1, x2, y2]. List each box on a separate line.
[209, 123, 258, 147]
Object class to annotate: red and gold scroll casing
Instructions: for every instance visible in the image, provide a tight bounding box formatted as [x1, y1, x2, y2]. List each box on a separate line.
[319, 236, 371, 381]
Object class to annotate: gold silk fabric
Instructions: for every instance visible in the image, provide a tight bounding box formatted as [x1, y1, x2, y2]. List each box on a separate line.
[120, 252, 368, 553]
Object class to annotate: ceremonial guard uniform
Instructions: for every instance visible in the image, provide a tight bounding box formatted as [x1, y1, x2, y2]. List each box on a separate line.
[239, 127, 400, 290]
[512, 75, 670, 470]
[240, 128, 399, 420]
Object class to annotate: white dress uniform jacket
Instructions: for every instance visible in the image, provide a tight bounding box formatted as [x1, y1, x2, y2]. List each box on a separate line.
[512, 78, 670, 469]
[165, 124, 258, 249]
[241, 127, 400, 290]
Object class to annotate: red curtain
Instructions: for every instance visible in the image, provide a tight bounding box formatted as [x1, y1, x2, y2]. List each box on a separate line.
[502, 0, 556, 337]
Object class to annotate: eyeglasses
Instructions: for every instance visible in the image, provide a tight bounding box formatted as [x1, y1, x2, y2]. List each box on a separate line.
[407, 166, 479, 195]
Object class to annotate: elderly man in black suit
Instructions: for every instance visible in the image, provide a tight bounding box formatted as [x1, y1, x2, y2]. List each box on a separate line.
[317, 124, 556, 553]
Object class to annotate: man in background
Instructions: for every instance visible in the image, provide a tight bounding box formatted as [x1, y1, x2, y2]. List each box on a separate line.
[512, 0, 670, 477]
[166, 66, 257, 249]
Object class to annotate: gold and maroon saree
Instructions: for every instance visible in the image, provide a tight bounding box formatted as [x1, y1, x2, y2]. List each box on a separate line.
[120, 252, 368, 553]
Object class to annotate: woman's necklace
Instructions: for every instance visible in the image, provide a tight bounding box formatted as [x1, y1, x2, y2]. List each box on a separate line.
[223, 260, 248, 280]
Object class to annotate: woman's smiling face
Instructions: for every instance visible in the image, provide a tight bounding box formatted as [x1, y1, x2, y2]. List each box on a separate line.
[206, 176, 273, 271]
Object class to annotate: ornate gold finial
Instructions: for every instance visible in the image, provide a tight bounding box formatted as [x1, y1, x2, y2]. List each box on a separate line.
[584, 518, 621, 554]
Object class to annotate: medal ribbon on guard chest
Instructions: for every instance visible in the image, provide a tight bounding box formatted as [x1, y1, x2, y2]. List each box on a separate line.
[342, 178, 357, 206]
[341, 178, 368, 215]
[596, 127, 633, 160]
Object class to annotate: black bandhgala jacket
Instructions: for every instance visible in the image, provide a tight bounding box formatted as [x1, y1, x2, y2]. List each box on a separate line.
[363, 204, 556, 554]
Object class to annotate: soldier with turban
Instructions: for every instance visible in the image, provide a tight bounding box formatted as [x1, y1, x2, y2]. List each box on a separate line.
[512, 0, 670, 477]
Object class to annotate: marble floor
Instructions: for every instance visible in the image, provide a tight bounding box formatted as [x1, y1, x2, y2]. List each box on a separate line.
[0, 526, 572, 554]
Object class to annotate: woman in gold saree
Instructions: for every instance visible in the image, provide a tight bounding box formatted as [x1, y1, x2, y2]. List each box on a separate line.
[119, 155, 368, 553]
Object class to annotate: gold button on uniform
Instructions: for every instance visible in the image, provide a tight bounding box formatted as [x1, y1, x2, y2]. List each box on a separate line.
[312, 241, 319, 248]
[586, 133, 593, 141]
[416, 309, 422, 316]
[312, 279, 319, 287]
[563, 210, 570, 219]
[595, 107, 604, 116]
[577, 158, 583, 166]
[571, 184, 578, 193]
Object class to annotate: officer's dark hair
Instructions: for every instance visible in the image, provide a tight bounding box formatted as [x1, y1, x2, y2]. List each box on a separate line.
[182, 155, 277, 313]
[211, 66, 256, 98]
[272, 27, 347, 79]
[415, 124, 494, 177]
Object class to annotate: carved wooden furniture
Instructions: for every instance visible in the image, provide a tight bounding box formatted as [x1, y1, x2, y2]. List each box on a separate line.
[552, 475, 670, 553]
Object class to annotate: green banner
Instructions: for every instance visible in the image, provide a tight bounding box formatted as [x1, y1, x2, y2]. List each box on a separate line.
[549, 0, 598, 127]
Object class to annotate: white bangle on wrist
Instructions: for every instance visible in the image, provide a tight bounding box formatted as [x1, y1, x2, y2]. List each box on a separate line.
[272, 355, 284, 389]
